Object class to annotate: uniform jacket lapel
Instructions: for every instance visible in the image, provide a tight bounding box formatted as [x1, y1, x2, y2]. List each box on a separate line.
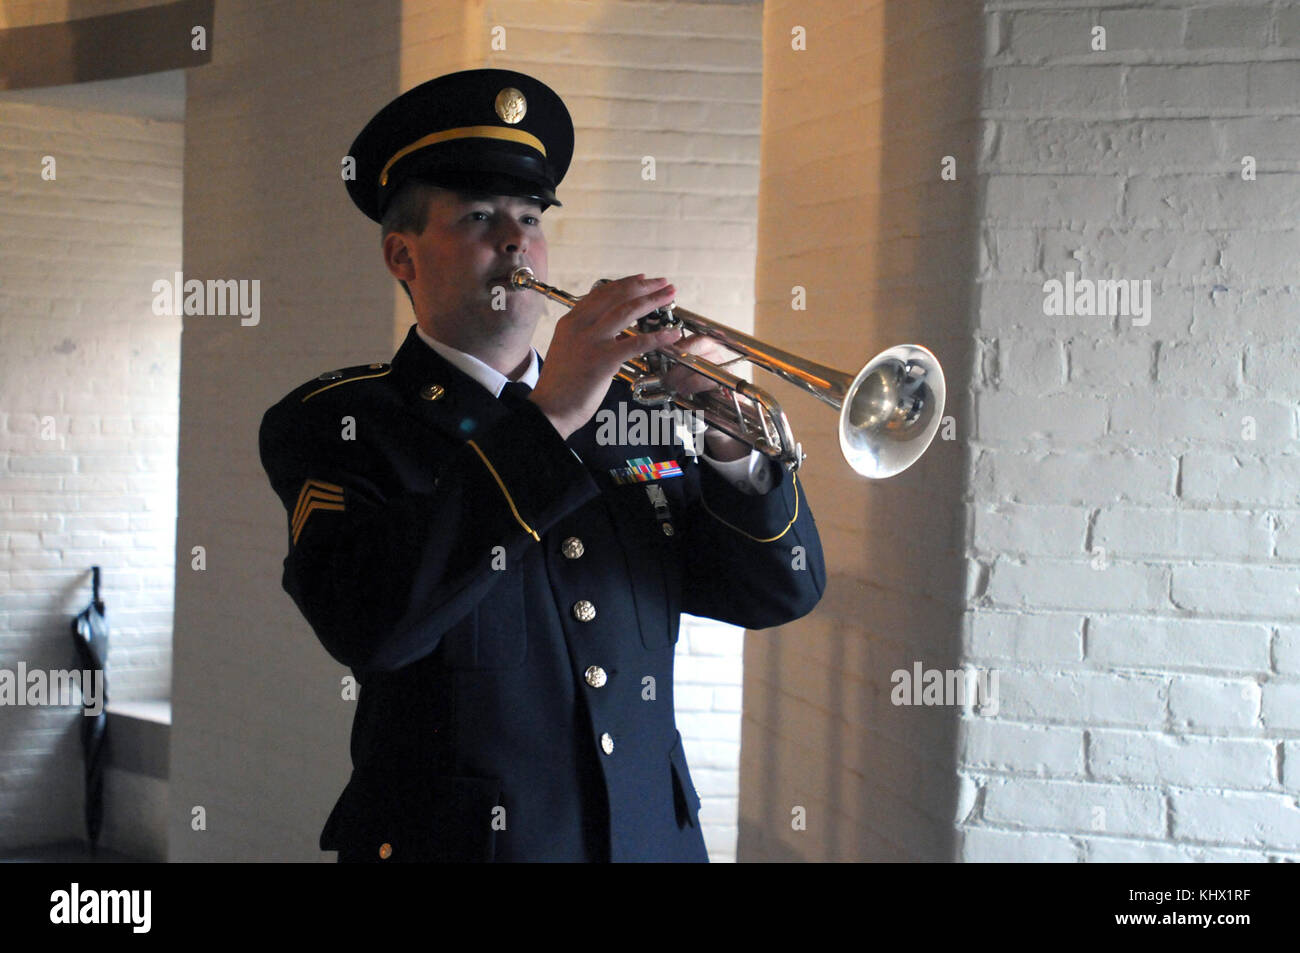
[389, 324, 512, 444]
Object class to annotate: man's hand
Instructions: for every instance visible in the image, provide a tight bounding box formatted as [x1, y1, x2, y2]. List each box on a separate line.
[528, 275, 682, 440]
[661, 333, 751, 462]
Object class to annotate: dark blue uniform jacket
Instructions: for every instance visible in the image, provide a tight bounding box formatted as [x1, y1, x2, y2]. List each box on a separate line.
[258, 324, 826, 861]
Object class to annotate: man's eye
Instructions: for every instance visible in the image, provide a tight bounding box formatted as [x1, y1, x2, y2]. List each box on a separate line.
[467, 211, 490, 222]
[522, 215, 540, 226]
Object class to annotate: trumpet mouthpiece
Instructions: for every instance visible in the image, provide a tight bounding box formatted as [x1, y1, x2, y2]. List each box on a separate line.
[509, 267, 535, 288]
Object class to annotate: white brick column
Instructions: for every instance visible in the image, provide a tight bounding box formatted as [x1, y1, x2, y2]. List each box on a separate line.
[965, 1, 1300, 862]
[741, 1, 982, 861]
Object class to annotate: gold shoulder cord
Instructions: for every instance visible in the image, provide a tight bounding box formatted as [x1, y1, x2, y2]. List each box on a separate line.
[699, 469, 800, 543]
[300, 367, 392, 403]
[466, 439, 541, 542]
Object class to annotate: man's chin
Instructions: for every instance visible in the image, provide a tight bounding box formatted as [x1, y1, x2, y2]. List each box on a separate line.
[471, 301, 543, 327]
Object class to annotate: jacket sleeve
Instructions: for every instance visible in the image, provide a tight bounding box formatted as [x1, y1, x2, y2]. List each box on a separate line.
[260, 398, 597, 672]
[677, 457, 826, 629]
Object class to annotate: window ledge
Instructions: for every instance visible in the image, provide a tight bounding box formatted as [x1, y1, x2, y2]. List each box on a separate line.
[104, 700, 171, 779]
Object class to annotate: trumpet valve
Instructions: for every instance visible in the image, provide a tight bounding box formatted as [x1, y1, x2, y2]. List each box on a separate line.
[631, 375, 672, 406]
[636, 305, 678, 333]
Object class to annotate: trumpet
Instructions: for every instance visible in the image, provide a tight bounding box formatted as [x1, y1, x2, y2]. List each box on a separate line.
[509, 267, 945, 479]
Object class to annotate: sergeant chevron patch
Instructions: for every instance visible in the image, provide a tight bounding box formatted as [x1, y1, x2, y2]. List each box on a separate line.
[292, 478, 345, 544]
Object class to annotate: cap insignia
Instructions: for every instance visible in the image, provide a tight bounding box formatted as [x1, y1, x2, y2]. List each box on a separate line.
[494, 87, 527, 124]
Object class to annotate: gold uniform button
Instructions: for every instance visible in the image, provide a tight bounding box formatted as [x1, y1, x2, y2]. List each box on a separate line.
[572, 600, 596, 623]
[561, 537, 585, 559]
[420, 383, 445, 401]
[600, 732, 614, 755]
[378, 843, 392, 859]
[585, 665, 607, 688]
[662, 524, 674, 536]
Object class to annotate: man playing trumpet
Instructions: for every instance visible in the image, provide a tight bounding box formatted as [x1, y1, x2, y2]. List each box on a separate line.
[259, 68, 825, 862]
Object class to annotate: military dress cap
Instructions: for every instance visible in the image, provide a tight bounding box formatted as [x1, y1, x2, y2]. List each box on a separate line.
[346, 68, 574, 223]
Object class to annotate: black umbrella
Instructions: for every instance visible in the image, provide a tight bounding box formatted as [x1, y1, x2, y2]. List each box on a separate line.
[69, 565, 109, 852]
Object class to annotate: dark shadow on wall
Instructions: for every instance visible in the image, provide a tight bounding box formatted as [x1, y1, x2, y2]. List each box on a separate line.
[740, 0, 982, 862]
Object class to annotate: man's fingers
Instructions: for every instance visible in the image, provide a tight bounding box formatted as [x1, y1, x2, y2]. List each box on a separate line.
[570, 276, 674, 335]
[580, 274, 666, 307]
[609, 327, 681, 365]
[598, 282, 675, 335]
[665, 334, 735, 362]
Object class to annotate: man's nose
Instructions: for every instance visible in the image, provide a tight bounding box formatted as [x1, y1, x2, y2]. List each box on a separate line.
[496, 218, 527, 254]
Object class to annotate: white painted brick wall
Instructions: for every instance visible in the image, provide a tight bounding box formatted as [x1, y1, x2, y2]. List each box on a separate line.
[0, 100, 181, 852]
[746, 0, 1300, 863]
[965, 0, 1300, 862]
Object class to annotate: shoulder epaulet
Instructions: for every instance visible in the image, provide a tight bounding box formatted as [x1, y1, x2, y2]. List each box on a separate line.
[298, 362, 392, 403]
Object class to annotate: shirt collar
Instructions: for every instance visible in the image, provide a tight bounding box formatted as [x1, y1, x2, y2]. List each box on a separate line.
[415, 324, 540, 398]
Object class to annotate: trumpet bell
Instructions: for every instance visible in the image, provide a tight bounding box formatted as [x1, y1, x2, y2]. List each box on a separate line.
[840, 345, 945, 479]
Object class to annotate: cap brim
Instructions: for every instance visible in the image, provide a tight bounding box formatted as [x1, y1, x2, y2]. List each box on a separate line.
[413, 168, 561, 208]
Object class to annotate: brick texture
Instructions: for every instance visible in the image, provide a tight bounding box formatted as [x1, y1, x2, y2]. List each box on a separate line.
[0, 99, 180, 853]
[965, 0, 1300, 862]
[744, 0, 1300, 863]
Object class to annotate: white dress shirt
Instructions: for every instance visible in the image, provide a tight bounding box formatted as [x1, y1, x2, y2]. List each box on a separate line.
[415, 325, 773, 495]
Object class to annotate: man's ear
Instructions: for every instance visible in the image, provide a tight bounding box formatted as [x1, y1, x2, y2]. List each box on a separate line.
[382, 232, 416, 284]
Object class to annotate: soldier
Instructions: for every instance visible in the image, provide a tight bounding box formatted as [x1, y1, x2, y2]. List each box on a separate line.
[259, 68, 825, 862]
